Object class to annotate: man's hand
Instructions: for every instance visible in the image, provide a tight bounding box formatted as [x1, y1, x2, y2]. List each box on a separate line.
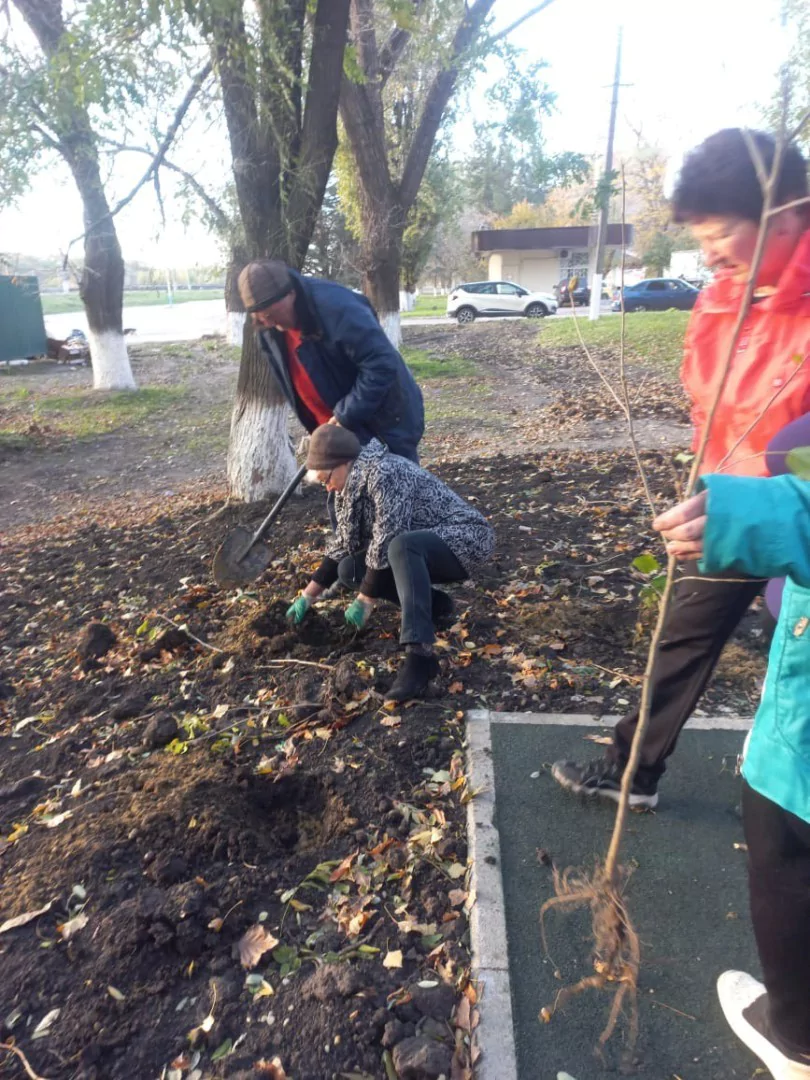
[327, 415, 342, 427]
[652, 490, 708, 559]
[345, 595, 374, 630]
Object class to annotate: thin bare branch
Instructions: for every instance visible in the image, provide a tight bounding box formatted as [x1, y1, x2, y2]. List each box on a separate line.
[66, 61, 212, 252]
[0, 1042, 49, 1080]
[788, 105, 810, 143]
[767, 193, 810, 217]
[488, 0, 556, 43]
[104, 141, 232, 235]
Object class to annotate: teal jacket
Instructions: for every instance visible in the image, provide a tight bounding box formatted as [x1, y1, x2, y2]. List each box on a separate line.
[700, 473, 810, 823]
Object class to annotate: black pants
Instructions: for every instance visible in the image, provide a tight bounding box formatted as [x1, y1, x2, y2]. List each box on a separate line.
[609, 562, 763, 784]
[744, 781, 810, 1055]
[337, 531, 466, 645]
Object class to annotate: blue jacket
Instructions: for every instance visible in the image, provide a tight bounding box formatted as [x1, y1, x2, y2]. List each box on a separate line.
[257, 270, 424, 462]
[700, 473, 810, 823]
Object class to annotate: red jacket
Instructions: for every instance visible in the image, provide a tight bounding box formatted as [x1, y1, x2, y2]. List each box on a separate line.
[682, 229, 810, 476]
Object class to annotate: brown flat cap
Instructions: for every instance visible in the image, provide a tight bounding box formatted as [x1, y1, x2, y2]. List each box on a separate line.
[238, 259, 294, 312]
[306, 424, 362, 471]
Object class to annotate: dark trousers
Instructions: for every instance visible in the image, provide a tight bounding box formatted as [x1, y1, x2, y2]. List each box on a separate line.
[744, 781, 810, 1056]
[609, 562, 763, 784]
[337, 531, 466, 645]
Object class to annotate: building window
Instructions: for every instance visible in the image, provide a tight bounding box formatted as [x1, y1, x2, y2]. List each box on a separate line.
[560, 250, 589, 285]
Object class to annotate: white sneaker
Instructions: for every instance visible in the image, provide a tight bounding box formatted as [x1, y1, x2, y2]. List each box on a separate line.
[717, 971, 810, 1079]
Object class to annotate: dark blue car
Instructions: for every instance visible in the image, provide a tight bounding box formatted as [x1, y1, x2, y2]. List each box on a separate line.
[612, 277, 700, 313]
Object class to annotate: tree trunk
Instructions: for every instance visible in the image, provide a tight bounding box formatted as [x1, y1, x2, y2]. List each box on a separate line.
[65, 139, 135, 390]
[225, 244, 248, 347]
[226, 318, 297, 501]
[361, 211, 405, 347]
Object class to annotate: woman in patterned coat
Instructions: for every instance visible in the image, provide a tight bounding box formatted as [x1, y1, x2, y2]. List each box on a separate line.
[286, 424, 495, 702]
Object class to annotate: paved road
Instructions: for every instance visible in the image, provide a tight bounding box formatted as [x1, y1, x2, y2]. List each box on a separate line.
[491, 721, 758, 1080]
[42, 299, 616, 344]
[44, 299, 228, 344]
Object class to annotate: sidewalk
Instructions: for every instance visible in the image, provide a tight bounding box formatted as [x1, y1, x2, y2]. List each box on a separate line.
[468, 712, 760, 1080]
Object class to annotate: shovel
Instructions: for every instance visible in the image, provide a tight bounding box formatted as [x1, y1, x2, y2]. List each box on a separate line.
[212, 464, 308, 589]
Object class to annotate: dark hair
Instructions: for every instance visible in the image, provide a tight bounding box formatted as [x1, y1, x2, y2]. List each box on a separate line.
[671, 128, 808, 224]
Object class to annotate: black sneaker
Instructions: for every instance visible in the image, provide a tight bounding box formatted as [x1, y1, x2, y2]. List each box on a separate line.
[431, 589, 455, 623]
[384, 652, 441, 703]
[551, 757, 659, 809]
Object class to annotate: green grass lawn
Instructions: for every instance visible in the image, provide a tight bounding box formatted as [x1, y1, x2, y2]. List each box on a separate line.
[3, 386, 184, 440]
[539, 309, 690, 370]
[41, 289, 224, 315]
[401, 295, 448, 318]
[402, 346, 475, 380]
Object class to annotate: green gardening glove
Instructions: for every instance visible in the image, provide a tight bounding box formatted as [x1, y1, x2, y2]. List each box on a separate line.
[286, 594, 312, 625]
[344, 597, 373, 630]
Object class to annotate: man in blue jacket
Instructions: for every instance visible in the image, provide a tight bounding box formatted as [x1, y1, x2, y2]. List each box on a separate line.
[238, 260, 424, 462]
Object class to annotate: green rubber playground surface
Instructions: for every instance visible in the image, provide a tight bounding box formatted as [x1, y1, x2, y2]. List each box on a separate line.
[490, 721, 762, 1080]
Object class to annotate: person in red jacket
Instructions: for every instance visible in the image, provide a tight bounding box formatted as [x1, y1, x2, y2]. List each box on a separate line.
[553, 127, 810, 808]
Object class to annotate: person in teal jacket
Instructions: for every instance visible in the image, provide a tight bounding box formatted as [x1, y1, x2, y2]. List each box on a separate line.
[654, 473, 810, 1080]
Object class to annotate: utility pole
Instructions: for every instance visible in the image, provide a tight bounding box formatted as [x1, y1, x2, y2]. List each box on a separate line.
[589, 26, 623, 321]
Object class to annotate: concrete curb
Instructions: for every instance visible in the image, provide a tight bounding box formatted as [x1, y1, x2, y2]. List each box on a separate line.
[464, 709, 754, 1079]
[466, 709, 518, 1080]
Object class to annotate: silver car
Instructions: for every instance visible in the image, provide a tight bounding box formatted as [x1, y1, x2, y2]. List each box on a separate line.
[446, 280, 558, 324]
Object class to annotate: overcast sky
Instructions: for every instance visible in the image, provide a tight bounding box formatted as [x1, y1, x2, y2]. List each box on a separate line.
[0, 0, 788, 268]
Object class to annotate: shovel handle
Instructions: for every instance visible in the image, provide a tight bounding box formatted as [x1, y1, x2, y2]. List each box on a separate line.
[243, 463, 308, 552]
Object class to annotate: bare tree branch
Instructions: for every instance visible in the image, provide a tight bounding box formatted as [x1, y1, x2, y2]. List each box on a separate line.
[378, 0, 425, 86]
[104, 141, 233, 235]
[398, 0, 497, 212]
[488, 0, 557, 44]
[65, 60, 212, 251]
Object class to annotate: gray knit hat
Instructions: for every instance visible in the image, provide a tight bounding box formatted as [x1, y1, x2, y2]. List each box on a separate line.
[238, 259, 294, 313]
[306, 424, 362, 471]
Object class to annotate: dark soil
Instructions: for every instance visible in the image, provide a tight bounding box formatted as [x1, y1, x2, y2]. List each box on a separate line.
[0, 450, 767, 1079]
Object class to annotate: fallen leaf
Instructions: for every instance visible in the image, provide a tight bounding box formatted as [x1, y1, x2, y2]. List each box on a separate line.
[238, 925, 280, 969]
[255, 1057, 288, 1079]
[380, 715, 401, 728]
[456, 994, 471, 1032]
[583, 733, 612, 746]
[329, 851, 358, 883]
[446, 862, 466, 880]
[58, 912, 89, 939]
[448, 681, 464, 694]
[383, 950, 403, 969]
[107, 985, 126, 1001]
[481, 644, 502, 656]
[43, 810, 73, 829]
[448, 889, 467, 908]
[0, 900, 54, 934]
[31, 1007, 60, 1039]
[208, 917, 224, 932]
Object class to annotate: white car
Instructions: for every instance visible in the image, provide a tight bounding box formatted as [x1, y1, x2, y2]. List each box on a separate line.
[446, 280, 558, 324]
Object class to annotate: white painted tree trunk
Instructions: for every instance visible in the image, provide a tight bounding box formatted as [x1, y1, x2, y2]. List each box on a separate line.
[379, 310, 402, 348]
[227, 311, 246, 346]
[87, 328, 136, 390]
[227, 396, 297, 501]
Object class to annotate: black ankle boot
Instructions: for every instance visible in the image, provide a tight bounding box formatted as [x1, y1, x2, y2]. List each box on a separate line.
[431, 589, 454, 623]
[385, 651, 440, 703]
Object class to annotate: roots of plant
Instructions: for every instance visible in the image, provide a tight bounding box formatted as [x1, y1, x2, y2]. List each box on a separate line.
[539, 860, 640, 1065]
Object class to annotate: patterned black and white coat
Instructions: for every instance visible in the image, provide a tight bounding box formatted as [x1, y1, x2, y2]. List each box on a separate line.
[324, 440, 494, 581]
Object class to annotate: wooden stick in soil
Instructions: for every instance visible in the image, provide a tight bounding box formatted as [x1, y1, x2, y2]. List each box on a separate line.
[541, 128, 787, 1053]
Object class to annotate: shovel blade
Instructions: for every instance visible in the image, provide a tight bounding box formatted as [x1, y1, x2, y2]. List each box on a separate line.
[212, 526, 271, 588]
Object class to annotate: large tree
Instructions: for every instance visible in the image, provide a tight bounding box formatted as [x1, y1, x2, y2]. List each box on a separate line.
[338, 0, 498, 344]
[181, 0, 351, 499]
[0, 0, 207, 389]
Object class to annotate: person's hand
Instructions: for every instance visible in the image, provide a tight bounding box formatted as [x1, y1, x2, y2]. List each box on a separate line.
[328, 415, 342, 427]
[286, 594, 313, 624]
[344, 595, 374, 630]
[652, 490, 708, 559]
